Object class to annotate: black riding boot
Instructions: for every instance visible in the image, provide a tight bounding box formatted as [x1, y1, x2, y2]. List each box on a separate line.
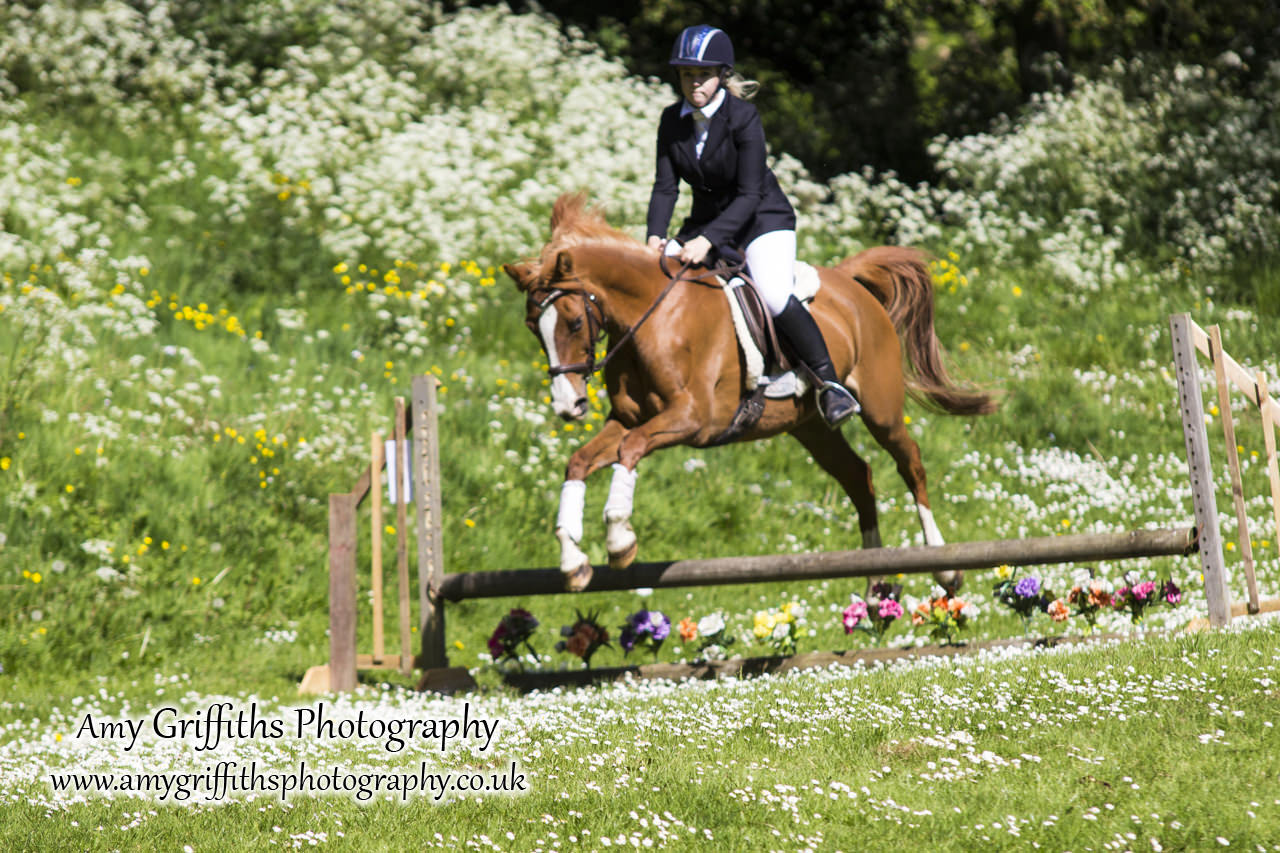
[774, 295, 860, 427]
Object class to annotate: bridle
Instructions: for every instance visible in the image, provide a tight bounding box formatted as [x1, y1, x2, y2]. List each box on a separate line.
[531, 253, 745, 379]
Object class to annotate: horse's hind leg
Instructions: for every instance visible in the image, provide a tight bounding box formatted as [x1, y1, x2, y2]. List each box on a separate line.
[789, 420, 881, 550]
[862, 414, 962, 592]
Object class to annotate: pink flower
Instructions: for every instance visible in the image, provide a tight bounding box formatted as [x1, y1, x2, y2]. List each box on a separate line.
[842, 600, 868, 633]
[1132, 581, 1157, 601]
[878, 599, 904, 620]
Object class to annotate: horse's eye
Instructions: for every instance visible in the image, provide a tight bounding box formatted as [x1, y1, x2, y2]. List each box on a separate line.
[567, 318, 584, 333]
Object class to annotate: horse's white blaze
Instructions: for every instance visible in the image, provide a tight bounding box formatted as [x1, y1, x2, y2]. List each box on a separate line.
[538, 304, 581, 417]
[917, 504, 945, 546]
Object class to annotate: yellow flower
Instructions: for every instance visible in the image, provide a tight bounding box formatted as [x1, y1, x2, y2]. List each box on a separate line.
[31, 572, 42, 583]
[64, 484, 74, 494]
[384, 525, 396, 536]
[1012, 286, 1023, 297]
[192, 577, 201, 585]
[1, 457, 10, 471]
[995, 564, 1013, 580]
[464, 519, 476, 529]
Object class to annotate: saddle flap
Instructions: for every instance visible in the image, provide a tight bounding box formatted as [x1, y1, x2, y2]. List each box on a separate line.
[727, 278, 792, 374]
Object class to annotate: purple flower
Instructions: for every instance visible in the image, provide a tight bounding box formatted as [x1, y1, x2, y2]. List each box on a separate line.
[1163, 579, 1182, 605]
[1014, 577, 1041, 598]
[645, 611, 671, 642]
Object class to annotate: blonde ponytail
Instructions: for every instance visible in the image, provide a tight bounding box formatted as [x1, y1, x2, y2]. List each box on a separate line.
[724, 70, 759, 100]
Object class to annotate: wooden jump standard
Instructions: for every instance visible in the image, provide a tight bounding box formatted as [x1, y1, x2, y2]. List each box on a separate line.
[439, 527, 1198, 601]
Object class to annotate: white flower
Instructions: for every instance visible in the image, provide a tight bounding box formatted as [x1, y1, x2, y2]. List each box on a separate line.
[771, 622, 791, 641]
[696, 613, 725, 635]
[682, 458, 706, 473]
[95, 566, 121, 582]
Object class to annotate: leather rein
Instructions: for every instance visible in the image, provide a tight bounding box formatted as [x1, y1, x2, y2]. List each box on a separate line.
[534, 254, 744, 379]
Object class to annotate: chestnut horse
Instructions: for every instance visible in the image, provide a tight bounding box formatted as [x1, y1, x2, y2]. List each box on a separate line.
[504, 193, 996, 592]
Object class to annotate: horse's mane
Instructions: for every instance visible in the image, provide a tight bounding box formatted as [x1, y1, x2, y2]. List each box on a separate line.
[537, 192, 647, 272]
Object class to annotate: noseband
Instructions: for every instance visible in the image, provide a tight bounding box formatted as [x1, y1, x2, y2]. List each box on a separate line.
[530, 254, 745, 380]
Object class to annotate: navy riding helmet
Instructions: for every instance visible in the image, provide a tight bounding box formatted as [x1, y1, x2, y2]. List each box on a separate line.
[669, 25, 734, 68]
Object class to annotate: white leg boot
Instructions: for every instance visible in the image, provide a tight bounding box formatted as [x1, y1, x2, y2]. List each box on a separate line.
[917, 503, 962, 592]
[603, 463, 638, 569]
[556, 480, 592, 591]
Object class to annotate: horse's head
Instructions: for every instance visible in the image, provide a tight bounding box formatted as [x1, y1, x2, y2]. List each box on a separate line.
[504, 251, 602, 422]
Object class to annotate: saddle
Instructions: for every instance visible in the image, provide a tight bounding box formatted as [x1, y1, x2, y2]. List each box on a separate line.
[709, 263, 822, 445]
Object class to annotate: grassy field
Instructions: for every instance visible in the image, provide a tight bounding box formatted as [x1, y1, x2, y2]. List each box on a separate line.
[2, 3, 1279, 851]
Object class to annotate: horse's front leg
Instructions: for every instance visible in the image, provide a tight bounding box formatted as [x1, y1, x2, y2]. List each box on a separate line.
[556, 419, 627, 591]
[602, 399, 702, 571]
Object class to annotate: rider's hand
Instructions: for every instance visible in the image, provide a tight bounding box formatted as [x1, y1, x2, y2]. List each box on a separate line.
[678, 235, 713, 265]
[646, 235, 665, 252]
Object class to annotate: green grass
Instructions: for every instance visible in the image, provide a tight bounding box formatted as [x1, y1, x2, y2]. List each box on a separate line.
[2, 624, 1278, 851]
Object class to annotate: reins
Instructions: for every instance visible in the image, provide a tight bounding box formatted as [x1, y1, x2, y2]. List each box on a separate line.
[536, 254, 746, 379]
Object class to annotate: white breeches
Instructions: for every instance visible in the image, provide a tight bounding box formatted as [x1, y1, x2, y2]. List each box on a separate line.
[666, 229, 797, 316]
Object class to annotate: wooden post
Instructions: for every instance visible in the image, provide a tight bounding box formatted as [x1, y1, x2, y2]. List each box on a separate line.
[1209, 326, 1260, 615]
[1170, 314, 1231, 627]
[1260, 372, 1280, 560]
[413, 376, 447, 669]
[370, 432, 386, 659]
[328, 492, 358, 692]
[394, 397, 413, 675]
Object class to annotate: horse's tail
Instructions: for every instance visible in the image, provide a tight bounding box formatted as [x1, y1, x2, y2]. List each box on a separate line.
[836, 246, 999, 416]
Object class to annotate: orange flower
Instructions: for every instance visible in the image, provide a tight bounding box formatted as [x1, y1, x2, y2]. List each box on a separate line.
[1048, 598, 1070, 622]
[678, 617, 698, 642]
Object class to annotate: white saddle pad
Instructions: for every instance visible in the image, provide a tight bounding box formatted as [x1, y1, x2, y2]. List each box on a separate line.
[723, 262, 820, 398]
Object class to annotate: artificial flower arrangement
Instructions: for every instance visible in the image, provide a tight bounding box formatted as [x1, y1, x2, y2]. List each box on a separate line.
[842, 582, 905, 645]
[911, 589, 979, 645]
[1112, 574, 1182, 624]
[556, 609, 611, 667]
[619, 609, 670, 659]
[754, 601, 807, 656]
[992, 566, 1055, 632]
[1065, 570, 1114, 631]
[677, 612, 737, 661]
[487, 607, 540, 671]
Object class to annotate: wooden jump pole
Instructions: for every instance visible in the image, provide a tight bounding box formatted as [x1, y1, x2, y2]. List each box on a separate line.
[1260, 371, 1280, 562]
[439, 527, 1197, 601]
[1209, 325, 1260, 614]
[394, 396, 413, 675]
[327, 492, 358, 693]
[413, 375, 447, 670]
[370, 431, 386, 661]
[1170, 313, 1232, 627]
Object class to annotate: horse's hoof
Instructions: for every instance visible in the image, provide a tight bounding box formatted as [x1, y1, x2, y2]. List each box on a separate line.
[608, 538, 638, 570]
[563, 561, 593, 592]
[936, 569, 964, 595]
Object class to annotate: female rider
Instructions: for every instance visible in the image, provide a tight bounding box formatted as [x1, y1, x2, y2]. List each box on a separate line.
[645, 24, 859, 427]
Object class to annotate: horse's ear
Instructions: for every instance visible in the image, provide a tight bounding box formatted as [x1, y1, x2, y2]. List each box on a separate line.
[554, 250, 574, 281]
[503, 261, 535, 292]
